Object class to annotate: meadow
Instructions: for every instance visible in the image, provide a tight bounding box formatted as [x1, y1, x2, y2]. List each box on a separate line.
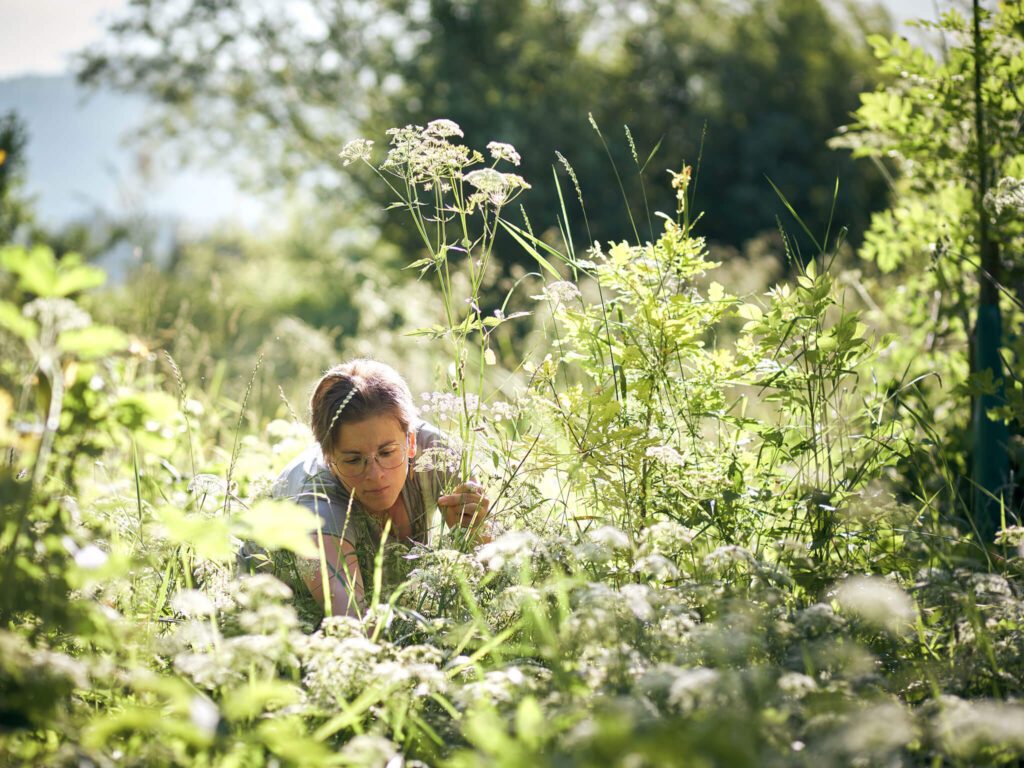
[2, 3, 1024, 766]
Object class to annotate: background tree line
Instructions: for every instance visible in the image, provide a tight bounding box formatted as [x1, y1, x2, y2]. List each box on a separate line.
[77, 0, 891, 266]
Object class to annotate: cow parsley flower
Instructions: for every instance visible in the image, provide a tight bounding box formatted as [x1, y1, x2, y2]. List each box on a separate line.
[487, 141, 521, 166]
[420, 391, 478, 418]
[645, 445, 686, 467]
[456, 666, 547, 707]
[587, 525, 631, 552]
[638, 521, 696, 561]
[477, 530, 539, 571]
[23, 297, 91, 334]
[531, 280, 582, 308]
[777, 671, 817, 699]
[835, 575, 916, 635]
[175, 650, 238, 689]
[667, 666, 720, 712]
[189, 695, 220, 737]
[995, 524, 1024, 547]
[463, 168, 530, 206]
[832, 701, 916, 757]
[985, 176, 1024, 216]
[302, 635, 383, 706]
[340, 735, 400, 768]
[933, 696, 1024, 759]
[413, 445, 462, 475]
[488, 401, 518, 422]
[237, 602, 299, 634]
[619, 583, 654, 622]
[794, 602, 845, 638]
[383, 124, 480, 184]
[425, 118, 464, 138]
[338, 137, 374, 166]
[632, 554, 681, 582]
[171, 589, 216, 618]
[234, 574, 293, 609]
[73, 544, 108, 570]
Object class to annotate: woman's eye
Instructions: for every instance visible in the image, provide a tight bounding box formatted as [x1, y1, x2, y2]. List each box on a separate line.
[379, 448, 397, 457]
[343, 457, 363, 466]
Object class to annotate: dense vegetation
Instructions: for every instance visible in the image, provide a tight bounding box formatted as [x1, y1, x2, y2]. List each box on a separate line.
[2, 1, 1024, 766]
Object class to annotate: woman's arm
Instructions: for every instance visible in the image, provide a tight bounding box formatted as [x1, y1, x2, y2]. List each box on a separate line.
[301, 534, 364, 619]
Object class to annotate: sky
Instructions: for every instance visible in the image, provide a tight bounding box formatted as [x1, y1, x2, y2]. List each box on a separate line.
[0, 0, 127, 78]
[0, 0, 267, 230]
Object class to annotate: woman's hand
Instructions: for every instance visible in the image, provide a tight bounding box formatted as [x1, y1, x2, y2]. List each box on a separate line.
[439, 480, 490, 532]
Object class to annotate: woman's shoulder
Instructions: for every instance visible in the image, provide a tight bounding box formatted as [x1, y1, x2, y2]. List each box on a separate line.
[412, 421, 459, 472]
[414, 420, 446, 449]
[272, 443, 339, 498]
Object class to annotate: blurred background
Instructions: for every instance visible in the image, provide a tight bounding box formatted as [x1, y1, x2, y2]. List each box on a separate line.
[0, 0, 948, 408]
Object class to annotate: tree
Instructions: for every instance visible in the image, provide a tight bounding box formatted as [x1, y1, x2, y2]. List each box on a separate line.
[78, 0, 888, 263]
[834, 0, 1024, 539]
[612, 0, 890, 250]
[0, 112, 33, 243]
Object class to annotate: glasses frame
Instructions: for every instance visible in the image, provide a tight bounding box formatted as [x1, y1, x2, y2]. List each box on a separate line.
[330, 444, 410, 479]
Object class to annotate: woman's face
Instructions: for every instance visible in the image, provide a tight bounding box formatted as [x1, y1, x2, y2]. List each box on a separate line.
[330, 414, 413, 514]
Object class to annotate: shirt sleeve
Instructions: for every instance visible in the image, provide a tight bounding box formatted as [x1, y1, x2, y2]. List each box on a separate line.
[273, 449, 359, 545]
[294, 473, 359, 544]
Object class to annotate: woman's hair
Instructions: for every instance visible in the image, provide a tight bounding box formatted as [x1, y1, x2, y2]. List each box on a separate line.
[309, 359, 417, 456]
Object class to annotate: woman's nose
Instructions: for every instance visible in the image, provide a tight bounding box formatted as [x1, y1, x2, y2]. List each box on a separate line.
[365, 455, 385, 479]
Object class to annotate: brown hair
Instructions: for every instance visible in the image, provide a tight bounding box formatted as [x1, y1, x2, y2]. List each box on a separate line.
[309, 359, 417, 457]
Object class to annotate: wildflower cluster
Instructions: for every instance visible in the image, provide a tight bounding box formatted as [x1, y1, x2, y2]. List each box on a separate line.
[340, 120, 528, 211]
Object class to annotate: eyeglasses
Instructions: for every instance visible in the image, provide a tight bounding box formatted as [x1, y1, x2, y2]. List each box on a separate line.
[331, 445, 408, 479]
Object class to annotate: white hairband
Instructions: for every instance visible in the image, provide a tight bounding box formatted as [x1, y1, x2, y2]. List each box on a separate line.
[326, 386, 358, 438]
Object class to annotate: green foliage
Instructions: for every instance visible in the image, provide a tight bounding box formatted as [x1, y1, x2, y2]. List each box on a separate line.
[3, 104, 1024, 768]
[833, 0, 1024, 528]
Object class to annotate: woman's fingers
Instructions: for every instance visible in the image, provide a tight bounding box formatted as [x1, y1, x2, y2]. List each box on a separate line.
[438, 492, 486, 512]
[439, 482, 490, 527]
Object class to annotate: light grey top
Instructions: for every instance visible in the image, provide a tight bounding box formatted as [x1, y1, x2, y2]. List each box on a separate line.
[271, 421, 456, 548]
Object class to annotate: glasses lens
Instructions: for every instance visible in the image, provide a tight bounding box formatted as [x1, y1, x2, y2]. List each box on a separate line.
[335, 460, 366, 479]
[335, 449, 406, 478]
[378, 450, 406, 470]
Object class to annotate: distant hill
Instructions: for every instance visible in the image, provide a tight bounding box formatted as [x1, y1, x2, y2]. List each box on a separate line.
[0, 73, 262, 230]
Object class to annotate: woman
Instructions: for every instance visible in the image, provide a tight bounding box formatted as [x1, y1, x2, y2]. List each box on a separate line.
[270, 359, 489, 622]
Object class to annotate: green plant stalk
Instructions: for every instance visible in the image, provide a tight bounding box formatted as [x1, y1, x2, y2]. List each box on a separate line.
[1, 350, 64, 617]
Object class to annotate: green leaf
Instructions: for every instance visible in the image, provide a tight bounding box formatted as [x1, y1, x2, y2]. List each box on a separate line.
[221, 681, 302, 721]
[498, 219, 563, 279]
[58, 325, 128, 359]
[516, 697, 544, 748]
[236, 499, 320, 558]
[405, 324, 450, 339]
[0, 300, 37, 341]
[1, 245, 58, 296]
[737, 304, 763, 322]
[258, 718, 334, 763]
[53, 262, 107, 296]
[156, 506, 236, 563]
[0, 246, 107, 297]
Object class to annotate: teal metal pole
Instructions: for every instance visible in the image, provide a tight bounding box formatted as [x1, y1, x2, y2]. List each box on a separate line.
[971, 302, 1009, 541]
